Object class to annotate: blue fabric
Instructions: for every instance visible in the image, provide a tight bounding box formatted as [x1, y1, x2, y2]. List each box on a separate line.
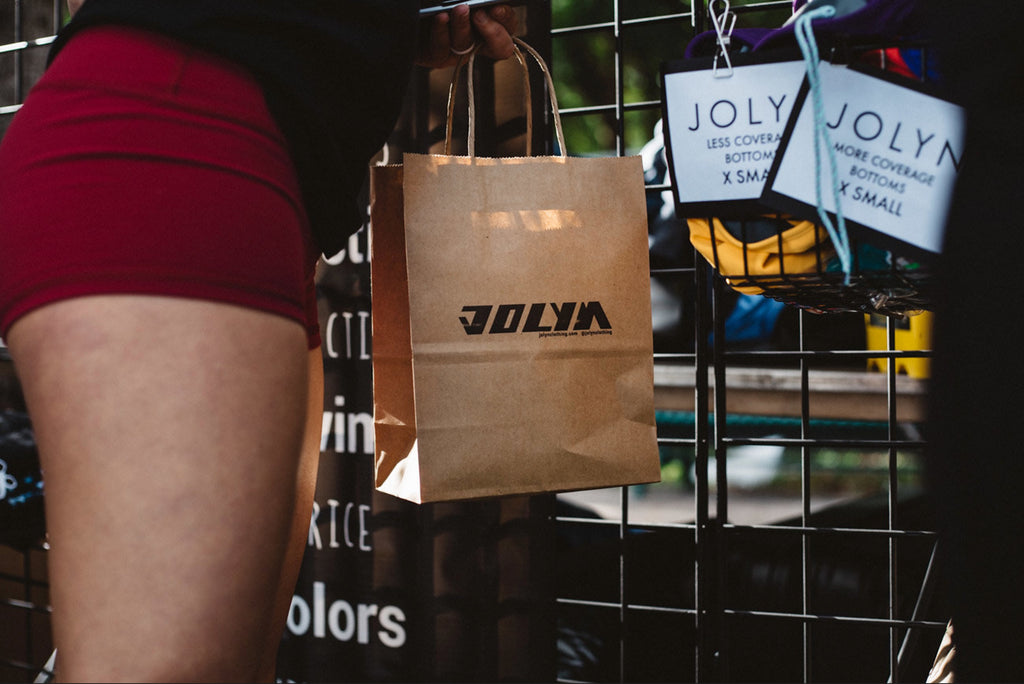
[723, 295, 787, 344]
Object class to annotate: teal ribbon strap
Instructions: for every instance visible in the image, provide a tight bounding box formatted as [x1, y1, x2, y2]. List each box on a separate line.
[794, 5, 852, 284]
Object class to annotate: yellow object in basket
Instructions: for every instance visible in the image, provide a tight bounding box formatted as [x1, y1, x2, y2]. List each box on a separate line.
[864, 311, 932, 378]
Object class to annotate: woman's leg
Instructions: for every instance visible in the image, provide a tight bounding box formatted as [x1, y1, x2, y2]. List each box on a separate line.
[7, 294, 311, 682]
[257, 347, 324, 681]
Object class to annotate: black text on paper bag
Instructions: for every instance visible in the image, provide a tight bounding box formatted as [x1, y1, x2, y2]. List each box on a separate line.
[762, 62, 965, 261]
[458, 301, 611, 336]
[661, 52, 806, 217]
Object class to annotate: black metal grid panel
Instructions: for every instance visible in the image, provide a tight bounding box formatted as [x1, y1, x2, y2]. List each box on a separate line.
[0, 0, 60, 135]
[545, 1, 946, 682]
[0, 545, 50, 683]
[1, 349, 51, 683]
[1, 6, 64, 681]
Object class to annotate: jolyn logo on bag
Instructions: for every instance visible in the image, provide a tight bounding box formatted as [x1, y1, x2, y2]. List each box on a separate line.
[459, 302, 613, 338]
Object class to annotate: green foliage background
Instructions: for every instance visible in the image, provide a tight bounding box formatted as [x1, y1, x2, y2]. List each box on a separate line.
[548, 0, 791, 156]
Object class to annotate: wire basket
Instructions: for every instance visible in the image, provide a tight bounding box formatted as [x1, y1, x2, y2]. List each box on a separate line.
[696, 213, 934, 315]
[687, 39, 944, 317]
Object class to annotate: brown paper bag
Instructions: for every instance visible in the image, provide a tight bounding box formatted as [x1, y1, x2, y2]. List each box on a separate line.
[369, 40, 660, 503]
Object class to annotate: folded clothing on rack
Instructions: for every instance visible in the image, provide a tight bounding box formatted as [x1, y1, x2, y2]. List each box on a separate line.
[688, 216, 833, 295]
[686, 0, 931, 61]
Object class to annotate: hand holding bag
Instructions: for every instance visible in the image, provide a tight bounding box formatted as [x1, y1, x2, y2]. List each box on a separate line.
[370, 39, 661, 503]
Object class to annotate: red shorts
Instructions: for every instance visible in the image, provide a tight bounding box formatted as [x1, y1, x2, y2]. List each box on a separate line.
[0, 26, 321, 348]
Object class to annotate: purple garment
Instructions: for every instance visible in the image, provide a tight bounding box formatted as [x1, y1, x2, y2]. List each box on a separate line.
[684, 0, 927, 58]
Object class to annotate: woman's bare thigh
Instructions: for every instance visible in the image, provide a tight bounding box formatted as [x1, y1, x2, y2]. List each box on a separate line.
[7, 294, 311, 682]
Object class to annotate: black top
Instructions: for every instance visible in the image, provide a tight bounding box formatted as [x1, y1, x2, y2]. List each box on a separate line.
[49, 0, 420, 257]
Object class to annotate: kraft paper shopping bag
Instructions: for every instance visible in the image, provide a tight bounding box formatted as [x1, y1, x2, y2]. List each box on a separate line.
[369, 40, 660, 503]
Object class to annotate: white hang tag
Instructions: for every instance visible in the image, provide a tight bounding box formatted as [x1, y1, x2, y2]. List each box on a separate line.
[661, 53, 807, 216]
[763, 61, 965, 259]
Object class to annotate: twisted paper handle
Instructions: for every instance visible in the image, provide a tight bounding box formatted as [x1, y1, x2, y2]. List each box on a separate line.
[445, 37, 566, 158]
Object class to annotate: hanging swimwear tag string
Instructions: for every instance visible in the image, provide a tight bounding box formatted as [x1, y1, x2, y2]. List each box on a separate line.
[794, 4, 852, 284]
[710, 0, 737, 78]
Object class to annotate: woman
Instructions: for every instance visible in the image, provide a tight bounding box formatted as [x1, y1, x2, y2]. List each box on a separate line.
[0, 1, 516, 680]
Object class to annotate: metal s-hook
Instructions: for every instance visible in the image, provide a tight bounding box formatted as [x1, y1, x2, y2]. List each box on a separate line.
[710, 0, 737, 78]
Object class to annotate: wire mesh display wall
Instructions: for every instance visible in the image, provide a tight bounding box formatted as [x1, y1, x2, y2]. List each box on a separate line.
[0, 0, 948, 682]
[543, 0, 947, 682]
[1, 4, 58, 680]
